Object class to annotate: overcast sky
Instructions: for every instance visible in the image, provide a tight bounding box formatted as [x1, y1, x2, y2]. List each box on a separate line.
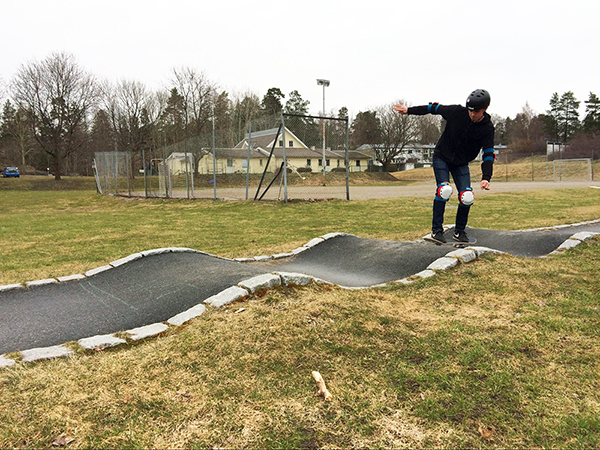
[1, 0, 598, 120]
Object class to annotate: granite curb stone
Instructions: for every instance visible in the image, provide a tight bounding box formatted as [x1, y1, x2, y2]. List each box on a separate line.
[85, 265, 113, 277]
[203, 286, 249, 308]
[167, 304, 207, 326]
[78, 334, 127, 350]
[0, 283, 24, 293]
[238, 274, 282, 293]
[26, 278, 58, 288]
[273, 271, 314, 286]
[446, 248, 478, 263]
[21, 345, 74, 362]
[427, 257, 459, 271]
[0, 356, 16, 367]
[126, 323, 169, 341]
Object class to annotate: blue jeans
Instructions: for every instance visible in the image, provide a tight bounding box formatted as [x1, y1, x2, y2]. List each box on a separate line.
[432, 157, 471, 232]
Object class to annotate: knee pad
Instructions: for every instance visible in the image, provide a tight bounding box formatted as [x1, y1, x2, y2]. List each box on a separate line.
[459, 187, 474, 206]
[435, 182, 453, 201]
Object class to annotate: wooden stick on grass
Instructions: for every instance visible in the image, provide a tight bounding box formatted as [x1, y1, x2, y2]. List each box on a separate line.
[311, 371, 332, 401]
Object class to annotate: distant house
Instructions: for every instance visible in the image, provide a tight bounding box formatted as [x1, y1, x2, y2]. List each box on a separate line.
[162, 127, 371, 175]
[196, 148, 271, 175]
[165, 152, 195, 175]
[236, 127, 371, 173]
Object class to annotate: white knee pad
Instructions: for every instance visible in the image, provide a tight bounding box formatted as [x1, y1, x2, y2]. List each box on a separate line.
[459, 188, 474, 206]
[436, 182, 453, 201]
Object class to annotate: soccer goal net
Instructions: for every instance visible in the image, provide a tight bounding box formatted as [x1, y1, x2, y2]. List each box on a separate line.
[552, 158, 592, 182]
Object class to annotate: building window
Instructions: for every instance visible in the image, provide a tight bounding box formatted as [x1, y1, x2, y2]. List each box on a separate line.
[260, 159, 263, 166]
[289, 140, 293, 147]
[356, 160, 361, 167]
[307, 159, 312, 166]
[279, 140, 284, 147]
[227, 158, 233, 167]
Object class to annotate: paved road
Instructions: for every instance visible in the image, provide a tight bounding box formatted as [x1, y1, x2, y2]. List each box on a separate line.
[186, 181, 598, 200]
[1, 222, 599, 355]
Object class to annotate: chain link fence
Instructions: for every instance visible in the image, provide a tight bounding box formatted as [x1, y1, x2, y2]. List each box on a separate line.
[495, 148, 596, 182]
[93, 127, 599, 200]
[94, 113, 363, 201]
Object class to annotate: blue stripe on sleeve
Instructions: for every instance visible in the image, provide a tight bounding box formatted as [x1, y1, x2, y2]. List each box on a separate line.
[483, 148, 495, 162]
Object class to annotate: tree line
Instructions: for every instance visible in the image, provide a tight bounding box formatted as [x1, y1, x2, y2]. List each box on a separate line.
[0, 52, 318, 180]
[1, 52, 599, 178]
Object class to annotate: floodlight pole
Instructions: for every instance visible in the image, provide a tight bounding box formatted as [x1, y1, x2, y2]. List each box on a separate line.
[317, 79, 330, 179]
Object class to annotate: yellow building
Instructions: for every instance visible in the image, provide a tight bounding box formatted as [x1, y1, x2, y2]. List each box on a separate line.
[196, 148, 272, 174]
[235, 127, 370, 173]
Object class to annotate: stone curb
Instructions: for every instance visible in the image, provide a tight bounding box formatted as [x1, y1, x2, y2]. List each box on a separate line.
[0, 355, 16, 367]
[167, 304, 207, 326]
[126, 323, 170, 341]
[25, 278, 58, 288]
[203, 286, 249, 308]
[78, 334, 127, 350]
[238, 273, 282, 294]
[549, 231, 600, 255]
[2, 227, 597, 370]
[21, 345, 74, 363]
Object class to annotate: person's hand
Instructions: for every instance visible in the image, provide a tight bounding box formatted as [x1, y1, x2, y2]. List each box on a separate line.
[394, 104, 408, 114]
[480, 180, 490, 190]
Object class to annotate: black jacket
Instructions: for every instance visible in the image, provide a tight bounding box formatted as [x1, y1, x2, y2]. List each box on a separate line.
[407, 103, 495, 181]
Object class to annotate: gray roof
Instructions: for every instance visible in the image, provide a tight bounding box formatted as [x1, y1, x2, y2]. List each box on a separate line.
[234, 126, 309, 150]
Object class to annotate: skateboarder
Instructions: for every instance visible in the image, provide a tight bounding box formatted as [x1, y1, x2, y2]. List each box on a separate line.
[394, 89, 495, 243]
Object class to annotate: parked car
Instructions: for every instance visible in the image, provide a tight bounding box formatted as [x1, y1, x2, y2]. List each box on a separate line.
[2, 167, 20, 178]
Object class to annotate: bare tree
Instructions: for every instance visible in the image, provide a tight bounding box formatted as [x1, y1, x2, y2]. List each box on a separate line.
[1, 100, 35, 167]
[102, 80, 161, 152]
[169, 67, 217, 137]
[375, 101, 419, 171]
[11, 52, 98, 180]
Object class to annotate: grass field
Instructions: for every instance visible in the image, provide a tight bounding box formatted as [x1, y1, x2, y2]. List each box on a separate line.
[391, 157, 600, 183]
[1, 184, 599, 448]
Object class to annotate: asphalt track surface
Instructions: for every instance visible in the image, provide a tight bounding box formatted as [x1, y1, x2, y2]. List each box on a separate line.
[1, 223, 600, 355]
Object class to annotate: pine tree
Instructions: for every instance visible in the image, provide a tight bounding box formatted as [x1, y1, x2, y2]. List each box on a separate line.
[583, 92, 600, 134]
[546, 91, 580, 143]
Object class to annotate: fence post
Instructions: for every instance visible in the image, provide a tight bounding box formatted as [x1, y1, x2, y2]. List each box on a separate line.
[212, 109, 217, 200]
[345, 118, 350, 200]
[281, 113, 288, 203]
[127, 152, 131, 197]
[246, 122, 251, 200]
[531, 152, 534, 182]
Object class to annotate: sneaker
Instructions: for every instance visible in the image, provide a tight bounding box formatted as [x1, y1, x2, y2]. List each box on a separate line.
[431, 229, 446, 243]
[453, 230, 469, 243]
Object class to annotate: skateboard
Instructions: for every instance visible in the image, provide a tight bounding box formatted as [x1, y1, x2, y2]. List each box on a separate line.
[424, 235, 477, 247]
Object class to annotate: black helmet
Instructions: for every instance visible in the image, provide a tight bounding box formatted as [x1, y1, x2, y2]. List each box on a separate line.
[466, 89, 490, 110]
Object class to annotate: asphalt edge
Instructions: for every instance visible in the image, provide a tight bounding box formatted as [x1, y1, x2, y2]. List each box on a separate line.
[1, 226, 599, 369]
